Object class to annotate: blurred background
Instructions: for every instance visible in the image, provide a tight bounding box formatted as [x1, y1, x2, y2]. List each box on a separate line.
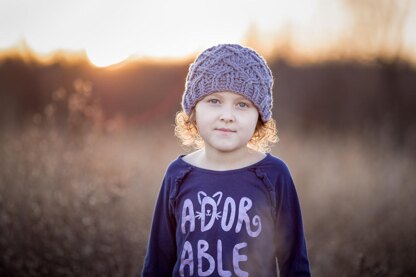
[1, 0, 415, 276]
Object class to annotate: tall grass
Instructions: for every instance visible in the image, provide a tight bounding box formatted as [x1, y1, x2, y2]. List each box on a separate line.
[0, 82, 415, 276]
[275, 128, 416, 276]
[0, 121, 184, 276]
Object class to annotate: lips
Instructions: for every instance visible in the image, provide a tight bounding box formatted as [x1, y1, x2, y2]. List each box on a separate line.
[215, 128, 236, 133]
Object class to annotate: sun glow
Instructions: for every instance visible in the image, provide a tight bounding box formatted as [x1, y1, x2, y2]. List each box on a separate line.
[1, 0, 415, 63]
[0, 0, 319, 60]
[85, 48, 130, 67]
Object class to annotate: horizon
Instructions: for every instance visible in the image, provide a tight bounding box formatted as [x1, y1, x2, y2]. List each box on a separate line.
[2, 38, 416, 70]
[1, 0, 415, 67]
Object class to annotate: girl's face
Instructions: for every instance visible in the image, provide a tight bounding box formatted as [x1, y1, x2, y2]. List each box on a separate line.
[194, 91, 259, 153]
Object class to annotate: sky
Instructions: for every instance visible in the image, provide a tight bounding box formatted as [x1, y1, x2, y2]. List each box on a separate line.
[0, 0, 415, 67]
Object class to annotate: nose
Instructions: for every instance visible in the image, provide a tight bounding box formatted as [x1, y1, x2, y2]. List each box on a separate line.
[219, 106, 235, 123]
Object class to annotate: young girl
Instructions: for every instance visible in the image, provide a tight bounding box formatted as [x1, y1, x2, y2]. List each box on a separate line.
[142, 44, 311, 276]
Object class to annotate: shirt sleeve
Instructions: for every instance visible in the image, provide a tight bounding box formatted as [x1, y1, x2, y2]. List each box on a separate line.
[142, 175, 177, 277]
[275, 165, 311, 277]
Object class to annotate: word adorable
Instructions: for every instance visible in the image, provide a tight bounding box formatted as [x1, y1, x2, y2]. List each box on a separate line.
[178, 191, 263, 277]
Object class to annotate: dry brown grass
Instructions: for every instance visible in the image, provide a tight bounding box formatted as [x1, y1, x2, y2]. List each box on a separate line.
[274, 128, 416, 276]
[0, 85, 415, 276]
[0, 122, 184, 276]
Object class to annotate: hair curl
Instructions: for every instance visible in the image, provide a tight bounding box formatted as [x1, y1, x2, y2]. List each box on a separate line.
[174, 110, 278, 153]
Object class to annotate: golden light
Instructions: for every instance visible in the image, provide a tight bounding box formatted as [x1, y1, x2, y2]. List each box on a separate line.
[86, 47, 130, 68]
[1, 0, 415, 63]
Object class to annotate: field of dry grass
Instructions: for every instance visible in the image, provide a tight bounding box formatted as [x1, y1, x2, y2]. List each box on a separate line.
[0, 77, 415, 276]
[1, 118, 415, 276]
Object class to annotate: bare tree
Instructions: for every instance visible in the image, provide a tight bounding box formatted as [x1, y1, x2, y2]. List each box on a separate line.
[343, 0, 414, 145]
[343, 0, 412, 62]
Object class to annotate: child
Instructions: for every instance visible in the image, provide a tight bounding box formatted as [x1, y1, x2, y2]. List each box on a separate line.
[142, 44, 311, 276]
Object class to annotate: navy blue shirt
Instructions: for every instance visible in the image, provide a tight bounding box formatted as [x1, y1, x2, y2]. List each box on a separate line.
[142, 154, 310, 276]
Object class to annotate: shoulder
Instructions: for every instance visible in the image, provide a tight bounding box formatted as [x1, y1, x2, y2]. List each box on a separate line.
[164, 155, 193, 179]
[165, 155, 189, 175]
[158, 156, 193, 194]
[256, 154, 299, 194]
[260, 153, 291, 173]
[255, 153, 294, 183]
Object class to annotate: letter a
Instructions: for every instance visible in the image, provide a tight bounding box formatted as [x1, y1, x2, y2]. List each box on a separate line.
[179, 241, 194, 276]
[181, 199, 195, 234]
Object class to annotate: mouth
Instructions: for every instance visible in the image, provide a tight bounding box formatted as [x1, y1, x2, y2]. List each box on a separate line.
[215, 128, 236, 133]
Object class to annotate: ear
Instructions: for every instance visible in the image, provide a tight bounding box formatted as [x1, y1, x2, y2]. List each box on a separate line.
[212, 191, 223, 206]
[197, 191, 207, 205]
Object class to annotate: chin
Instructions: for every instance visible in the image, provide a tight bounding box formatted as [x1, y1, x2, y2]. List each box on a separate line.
[211, 143, 245, 153]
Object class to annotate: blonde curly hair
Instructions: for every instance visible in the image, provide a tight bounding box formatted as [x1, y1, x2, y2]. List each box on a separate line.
[174, 110, 278, 153]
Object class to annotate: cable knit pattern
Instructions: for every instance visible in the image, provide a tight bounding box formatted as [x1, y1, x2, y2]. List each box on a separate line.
[182, 44, 274, 122]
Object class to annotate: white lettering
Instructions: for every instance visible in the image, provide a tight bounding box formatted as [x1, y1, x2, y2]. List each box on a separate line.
[180, 240, 250, 276]
[181, 199, 195, 234]
[197, 240, 215, 276]
[201, 196, 218, 232]
[217, 239, 232, 277]
[233, 242, 249, 277]
[221, 197, 236, 231]
[235, 197, 262, 237]
[180, 241, 194, 276]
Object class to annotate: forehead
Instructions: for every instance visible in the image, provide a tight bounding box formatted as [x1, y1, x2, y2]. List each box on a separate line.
[204, 91, 250, 101]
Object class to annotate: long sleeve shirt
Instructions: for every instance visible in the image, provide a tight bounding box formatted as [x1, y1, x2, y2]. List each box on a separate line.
[142, 153, 311, 276]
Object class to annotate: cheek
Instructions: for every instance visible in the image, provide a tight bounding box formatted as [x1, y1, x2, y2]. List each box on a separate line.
[247, 122, 258, 138]
[195, 104, 214, 125]
[194, 108, 209, 133]
[247, 112, 260, 132]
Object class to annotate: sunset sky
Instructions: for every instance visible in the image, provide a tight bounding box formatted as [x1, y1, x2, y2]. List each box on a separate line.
[1, 0, 415, 66]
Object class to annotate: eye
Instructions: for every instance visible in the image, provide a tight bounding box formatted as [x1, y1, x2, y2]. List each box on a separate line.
[237, 102, 250, 108]
[207, 98, 220, 104]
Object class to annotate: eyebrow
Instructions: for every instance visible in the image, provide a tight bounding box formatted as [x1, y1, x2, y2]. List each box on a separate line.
[233, 95, 251, 102]
[208, 92, 223, 98]
[209, 92, 249, 101]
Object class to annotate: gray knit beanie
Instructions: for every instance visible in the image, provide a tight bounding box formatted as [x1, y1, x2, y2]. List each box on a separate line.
[182, 44, 274, 122]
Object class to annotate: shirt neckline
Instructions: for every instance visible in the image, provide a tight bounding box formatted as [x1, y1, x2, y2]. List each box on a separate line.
[177, 153, 271, 174]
